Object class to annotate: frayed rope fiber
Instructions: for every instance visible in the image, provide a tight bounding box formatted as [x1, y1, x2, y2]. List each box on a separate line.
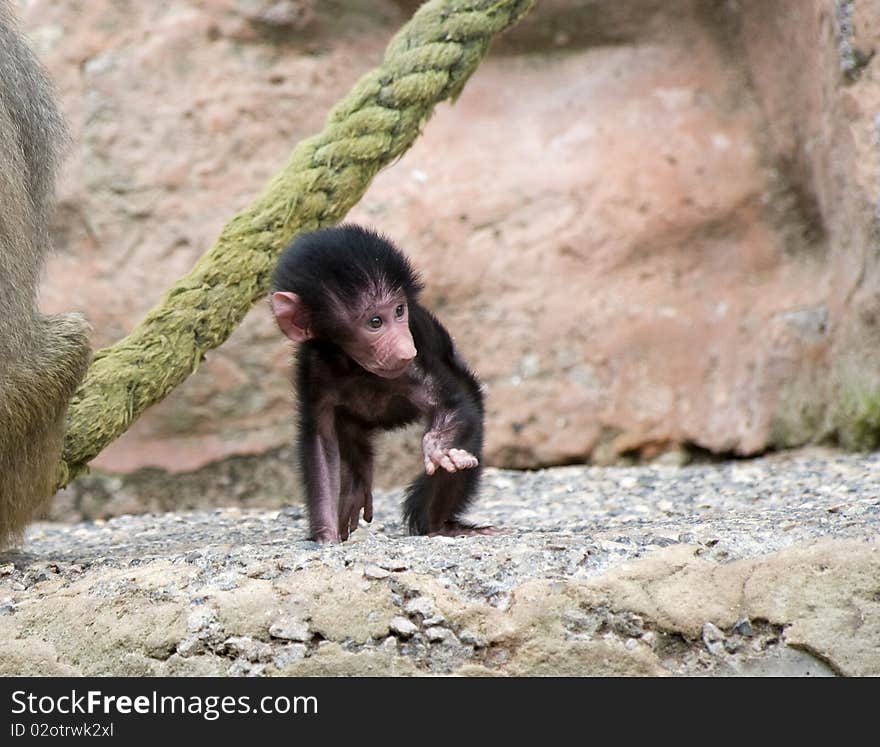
[59, 0, 534, 486]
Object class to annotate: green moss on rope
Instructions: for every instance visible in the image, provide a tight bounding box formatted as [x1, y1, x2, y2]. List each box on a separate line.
[59, 0, 534, 485]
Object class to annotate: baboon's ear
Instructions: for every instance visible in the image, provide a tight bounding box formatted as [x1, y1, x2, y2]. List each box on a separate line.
[271, 292, 313, 343]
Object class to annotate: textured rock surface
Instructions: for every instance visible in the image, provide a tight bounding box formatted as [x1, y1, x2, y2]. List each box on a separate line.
[18, 1, 880, 493]
[3, 450, 878, 676]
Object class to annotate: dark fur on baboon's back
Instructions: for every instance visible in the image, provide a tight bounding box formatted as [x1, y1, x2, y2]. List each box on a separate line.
[0, 4, 91, 548]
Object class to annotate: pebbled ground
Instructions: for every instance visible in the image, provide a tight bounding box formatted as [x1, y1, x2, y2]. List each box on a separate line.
[1, 448, 878, 676]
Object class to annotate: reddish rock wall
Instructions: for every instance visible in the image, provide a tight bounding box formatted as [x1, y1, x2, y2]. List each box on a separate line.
[19, 0, 880, 501]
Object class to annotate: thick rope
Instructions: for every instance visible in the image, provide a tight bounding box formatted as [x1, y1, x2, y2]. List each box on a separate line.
[58, 0, 534, 485]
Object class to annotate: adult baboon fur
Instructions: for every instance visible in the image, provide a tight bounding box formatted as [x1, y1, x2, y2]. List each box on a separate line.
[0, 4, 90, 548]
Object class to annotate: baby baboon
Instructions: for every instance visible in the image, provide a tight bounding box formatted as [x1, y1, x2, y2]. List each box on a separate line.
[271, 225, 488, 543]
[0, 4, 91, 548]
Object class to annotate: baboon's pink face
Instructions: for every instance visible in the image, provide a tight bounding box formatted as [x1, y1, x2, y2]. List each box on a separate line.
[271, 291, 417, 378]
[341, 297, 416, 378]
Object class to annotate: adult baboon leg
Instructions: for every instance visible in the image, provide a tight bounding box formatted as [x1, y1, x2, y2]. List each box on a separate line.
[0, 6, 91, 549]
